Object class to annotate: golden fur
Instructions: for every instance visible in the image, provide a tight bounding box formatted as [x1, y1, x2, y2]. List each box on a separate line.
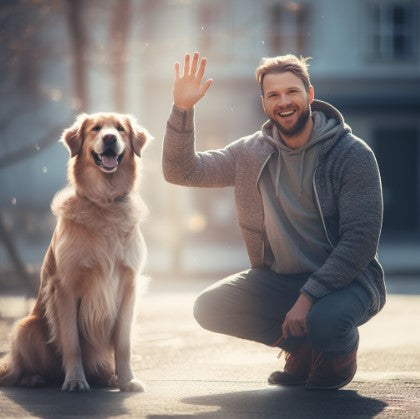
[0, 112, 151, 392]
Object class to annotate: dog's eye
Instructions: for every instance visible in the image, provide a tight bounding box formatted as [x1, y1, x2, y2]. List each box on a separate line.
[92, 125, 101, 132]
[116, 124, 125, 132]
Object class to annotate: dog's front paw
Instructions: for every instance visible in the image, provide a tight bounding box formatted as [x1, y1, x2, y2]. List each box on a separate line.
[119, 378, 145, 392]
[62, 378, 91, 392]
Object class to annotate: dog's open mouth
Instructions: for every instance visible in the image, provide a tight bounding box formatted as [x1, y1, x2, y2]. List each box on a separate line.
[91, 149, 124, 172]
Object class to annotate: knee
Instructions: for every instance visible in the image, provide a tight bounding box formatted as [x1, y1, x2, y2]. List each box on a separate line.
[307, 307, 351, 351]
[193, 291, 219, 332]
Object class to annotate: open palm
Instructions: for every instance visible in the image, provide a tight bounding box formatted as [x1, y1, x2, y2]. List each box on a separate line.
[173, 52, 213, 110]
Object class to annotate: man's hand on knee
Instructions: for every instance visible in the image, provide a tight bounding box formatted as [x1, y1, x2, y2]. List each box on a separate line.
[281, 293, 313, 338]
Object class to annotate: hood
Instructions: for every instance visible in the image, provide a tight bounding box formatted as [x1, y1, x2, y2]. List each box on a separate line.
[260, 99, 350, 196]
[261, 99, 351, 150]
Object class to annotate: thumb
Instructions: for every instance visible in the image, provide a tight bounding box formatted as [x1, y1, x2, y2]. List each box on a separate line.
[200, 79, 213, 97]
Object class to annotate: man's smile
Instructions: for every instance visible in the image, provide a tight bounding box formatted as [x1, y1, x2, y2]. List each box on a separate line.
[276, 109, 297, 118]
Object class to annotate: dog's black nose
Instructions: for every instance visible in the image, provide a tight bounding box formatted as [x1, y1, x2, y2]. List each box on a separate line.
[103, 134, 117, 145]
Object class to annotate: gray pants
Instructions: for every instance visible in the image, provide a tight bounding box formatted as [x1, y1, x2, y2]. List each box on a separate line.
[193, 268, 371, 357]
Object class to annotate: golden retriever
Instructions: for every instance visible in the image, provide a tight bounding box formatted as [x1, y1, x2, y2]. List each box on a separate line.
[0, 112, 151, 392]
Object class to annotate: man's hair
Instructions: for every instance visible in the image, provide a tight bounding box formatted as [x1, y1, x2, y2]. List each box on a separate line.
[255, 54, 312, 94]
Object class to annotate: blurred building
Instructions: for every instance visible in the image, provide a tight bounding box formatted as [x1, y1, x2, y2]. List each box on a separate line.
[140, 0, 420, 272]
[0, 0, 419, 276]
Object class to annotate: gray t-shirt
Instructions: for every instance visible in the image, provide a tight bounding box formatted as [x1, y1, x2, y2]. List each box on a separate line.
[259, 111, 341, 274]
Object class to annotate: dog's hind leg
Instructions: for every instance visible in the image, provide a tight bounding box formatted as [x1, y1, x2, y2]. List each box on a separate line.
[1, 313, 61, 387]
[0, 355, 21, 386]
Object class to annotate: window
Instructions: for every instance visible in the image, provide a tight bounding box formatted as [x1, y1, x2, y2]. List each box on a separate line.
[268, 2, 311, 55]
[375, 127, 419, 232]
[197, 3, 227, 54]
[365, 1, 418, 61]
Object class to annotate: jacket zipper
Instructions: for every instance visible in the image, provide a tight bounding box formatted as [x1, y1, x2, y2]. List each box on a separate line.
[256, 152, 275, 185]
[256, 152, 275, 265]
[312, 168, 334, 247]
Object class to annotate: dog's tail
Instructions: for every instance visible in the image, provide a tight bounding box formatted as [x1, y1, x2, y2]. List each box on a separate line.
[0, 356, 20, 386]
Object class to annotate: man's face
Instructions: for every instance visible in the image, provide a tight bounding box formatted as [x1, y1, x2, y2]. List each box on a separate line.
[261, 71, 314, 138]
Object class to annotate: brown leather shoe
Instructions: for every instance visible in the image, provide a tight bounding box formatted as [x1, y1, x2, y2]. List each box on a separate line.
[268, 341, 312, 386]
[305, 349, 357, 390]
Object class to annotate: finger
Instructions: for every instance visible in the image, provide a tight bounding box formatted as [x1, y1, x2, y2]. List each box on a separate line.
[297, 322, 307, 336]
[196, 57, 207, 82]
[175, 62, 181, 79]
[183, 53, 191, 77]
[288, 321, 303, 337]
[281, 320, 289, 339]
[301, 319, 308, 334]
[288, 324, 297, 336]
[190, 51, 200, 77]
[200, 78, 213, 96]
[290, 327, 302, 337]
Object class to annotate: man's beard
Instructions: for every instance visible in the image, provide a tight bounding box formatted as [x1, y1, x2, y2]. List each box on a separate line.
[271, 107, 311, 138]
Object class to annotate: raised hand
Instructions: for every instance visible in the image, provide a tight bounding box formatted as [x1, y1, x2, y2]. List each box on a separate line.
[173, 52, 213, 110]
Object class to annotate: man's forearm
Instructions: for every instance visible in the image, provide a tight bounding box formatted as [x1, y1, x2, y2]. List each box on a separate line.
[162, 106, 196, 185]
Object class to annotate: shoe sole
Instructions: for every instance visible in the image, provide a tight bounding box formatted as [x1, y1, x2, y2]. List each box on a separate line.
[305, 372, 355, 391]
[268, 379, 306, 386]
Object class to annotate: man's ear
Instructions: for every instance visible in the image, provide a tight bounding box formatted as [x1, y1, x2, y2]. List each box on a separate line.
[261, 95, 267, 115]
[60, 113, 89, 157]
[125, 115, 153, 157]
[308, 85, 315, 104]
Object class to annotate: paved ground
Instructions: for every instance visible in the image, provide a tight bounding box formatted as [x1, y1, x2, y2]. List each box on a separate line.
[0, 276, 419, 418]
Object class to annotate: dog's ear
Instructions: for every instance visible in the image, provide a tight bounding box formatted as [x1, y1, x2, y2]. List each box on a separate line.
[125, 115, 153, 157]
[60, 113, 89, 157]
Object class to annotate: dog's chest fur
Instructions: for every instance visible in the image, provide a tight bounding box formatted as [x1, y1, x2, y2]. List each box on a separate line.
[49, 187, 147, 346]
[52, 187, 146, 270]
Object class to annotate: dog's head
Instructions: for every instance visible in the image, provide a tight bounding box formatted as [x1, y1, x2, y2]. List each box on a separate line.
[62, 112, 150, 172]
[61, 113, 152, 202]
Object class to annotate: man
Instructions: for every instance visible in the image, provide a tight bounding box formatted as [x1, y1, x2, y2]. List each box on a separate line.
[162, 52, 385, 390]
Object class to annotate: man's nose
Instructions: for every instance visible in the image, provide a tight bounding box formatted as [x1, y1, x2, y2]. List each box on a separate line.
[277, 93, 291, 106]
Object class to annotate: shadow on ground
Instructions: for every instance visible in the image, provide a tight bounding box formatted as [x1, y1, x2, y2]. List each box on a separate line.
[1, 387, 136, 418]
[174, 387, 388, 418]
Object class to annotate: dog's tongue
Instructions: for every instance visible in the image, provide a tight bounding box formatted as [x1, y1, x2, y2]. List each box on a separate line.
[102, 154, 118, 168]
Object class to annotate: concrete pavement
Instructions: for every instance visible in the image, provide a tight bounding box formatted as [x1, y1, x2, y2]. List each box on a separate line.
[0, 276, 419, 418]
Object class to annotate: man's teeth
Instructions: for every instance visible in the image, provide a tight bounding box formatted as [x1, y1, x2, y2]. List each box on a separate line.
[278, 110, 294, 117]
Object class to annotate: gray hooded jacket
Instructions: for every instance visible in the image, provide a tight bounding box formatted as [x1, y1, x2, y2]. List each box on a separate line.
[163, 99, 386, 321]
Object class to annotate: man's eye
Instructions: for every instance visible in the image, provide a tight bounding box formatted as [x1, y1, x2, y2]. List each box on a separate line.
[116, 125, 125, 132]
[92, 125, 101, 131]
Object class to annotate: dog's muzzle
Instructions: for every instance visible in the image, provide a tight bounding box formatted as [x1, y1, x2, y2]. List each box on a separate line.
[92, 134, 124, 173]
